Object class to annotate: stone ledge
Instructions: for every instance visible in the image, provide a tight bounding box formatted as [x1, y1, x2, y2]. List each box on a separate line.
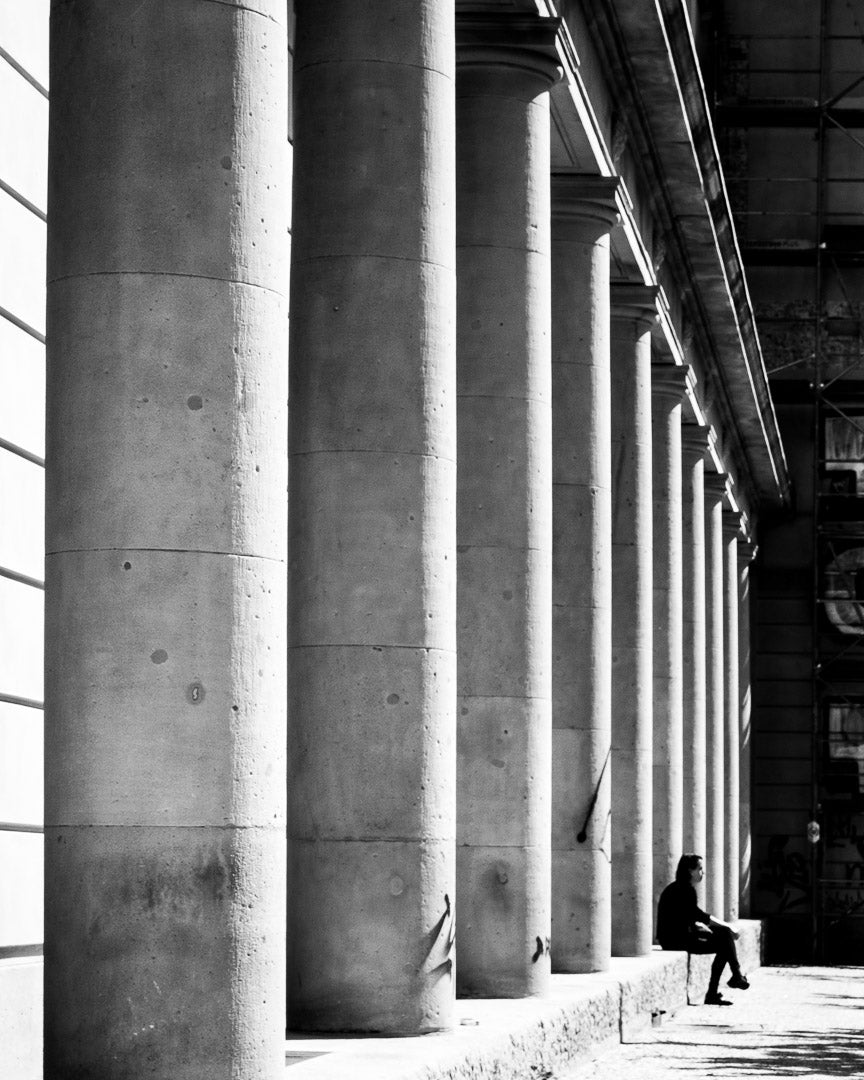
[284, 936, 760, 1080]
[3, 926, 762, 1080]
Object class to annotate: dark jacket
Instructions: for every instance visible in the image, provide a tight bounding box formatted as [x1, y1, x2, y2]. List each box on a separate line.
[656, 880, 711, 950]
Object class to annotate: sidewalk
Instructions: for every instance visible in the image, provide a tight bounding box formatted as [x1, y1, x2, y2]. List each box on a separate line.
[562, 966, 864, 1079]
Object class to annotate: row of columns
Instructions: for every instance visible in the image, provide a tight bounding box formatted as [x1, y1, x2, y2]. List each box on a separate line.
[44, 3, 755, 1077]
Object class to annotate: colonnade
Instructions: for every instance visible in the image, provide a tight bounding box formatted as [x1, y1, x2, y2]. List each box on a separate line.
[43, 2, 757, 1076]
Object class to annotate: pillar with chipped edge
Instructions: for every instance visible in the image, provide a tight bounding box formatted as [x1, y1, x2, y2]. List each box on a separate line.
[288, 0, 457, 1033]
[550, 173, 619, 973]
[681, 425, 710, 900]
[44, 1, 289, 1075]
[650, 362, 689, 917]
[456, 11, 560, 998]
[609, 283, 658, 957]
[704, 471, 728, 917]
[723, 511, 742, 920]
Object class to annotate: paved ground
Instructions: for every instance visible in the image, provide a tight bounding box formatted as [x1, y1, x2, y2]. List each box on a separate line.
[562, 966, 864, 1079]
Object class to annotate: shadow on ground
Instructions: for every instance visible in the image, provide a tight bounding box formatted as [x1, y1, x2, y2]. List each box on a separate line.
[653, 1029, 864, 1076]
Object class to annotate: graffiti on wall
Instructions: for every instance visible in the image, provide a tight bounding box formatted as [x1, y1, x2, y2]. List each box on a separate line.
[756, 834, 810, 914]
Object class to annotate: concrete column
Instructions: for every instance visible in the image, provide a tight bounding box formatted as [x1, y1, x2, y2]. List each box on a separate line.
[681, 426, 710, 890]
[550, 174, 619, 974]
[44, 3, 289, 1077]
[723, 513, 742, 920]
[456, 12, 560, 998]
[651, 364, 689, 914]
[609, 285, 657, 957]
[703, 472, 727, 916]
[738, 540, 756, 916]
[288, 0, 456, 1033]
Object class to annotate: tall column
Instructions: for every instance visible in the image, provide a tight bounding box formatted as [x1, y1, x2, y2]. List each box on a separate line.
[288, 1, 456, 1033]
[723, 512, 742, 920]
[550, 174, 619, 973]
[651, 364, 688, 914]
[681, 426, 709, 890]
[609, 285, 657, 956]
[704, 472, 727, 916]
[44, 3, 289, 1076]
[456, 12, 559, 998]
[738, 541, 756, 915]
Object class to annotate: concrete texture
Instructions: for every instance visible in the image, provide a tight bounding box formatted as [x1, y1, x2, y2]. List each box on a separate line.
[44, 1, 289, 1076]
[563, 965, 864, 1080]
[681, 426, 710, 880]
[455, 12, 559, 999]
[549, 174, 619, 975]
[609, 286, 658, 958]
[288, 0, 457, 1034]
[703, 474, 728, 918]
[281, 923, 762, 1080]
[651, 364, 688, 916]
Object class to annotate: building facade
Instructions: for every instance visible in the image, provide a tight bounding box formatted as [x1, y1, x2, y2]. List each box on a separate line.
[4, 0, 848, 1077]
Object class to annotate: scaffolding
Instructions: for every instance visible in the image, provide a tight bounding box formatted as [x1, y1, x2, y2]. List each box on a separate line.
[716, 0, 864, 961]
[810, 0, 864, 963]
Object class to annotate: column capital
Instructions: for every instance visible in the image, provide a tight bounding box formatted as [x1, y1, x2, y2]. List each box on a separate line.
[723, 509, 743, 540]
[737, 540, 758, 565]
[551, 172, 620, 242]
[681, 423, 711, 463]
[456, 13, 562, 91]
[652, 362, 691, 402]
[704, 471, 729, 502]
[610, 283, 660, 330]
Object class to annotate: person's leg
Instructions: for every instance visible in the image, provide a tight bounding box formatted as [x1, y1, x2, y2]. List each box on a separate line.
[708, 942, 727, 996]
[690, 928, 736, 1002]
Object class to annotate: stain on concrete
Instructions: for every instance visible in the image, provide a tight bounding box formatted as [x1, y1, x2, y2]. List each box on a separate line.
[186, 682, 205, 705]
[150, 649, 168, 664]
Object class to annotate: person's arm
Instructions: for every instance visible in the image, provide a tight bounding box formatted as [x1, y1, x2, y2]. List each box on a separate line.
[692, 901, 739, 938]
[707, 913, 739, 939]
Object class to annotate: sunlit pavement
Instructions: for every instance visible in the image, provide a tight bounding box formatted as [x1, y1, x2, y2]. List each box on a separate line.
[561, 967, 864, 1079]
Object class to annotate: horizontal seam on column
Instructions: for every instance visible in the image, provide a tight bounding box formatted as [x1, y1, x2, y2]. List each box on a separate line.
[457, 693, 550, 701]
[456, 394, 549, 404]
[552, 480, 609, 487]
[292, 252, 453, 273]
[458, 241, 548, 256]
[456, 842, 549, 849]
[290, 449, 454, 462]
[46, 548, 285, 563]
[47, 270, 287, 299]
[51, 0, 281, 20]
[296, 57, 452, 81]
[291, 835, 454, 844]
[456, 543, 547, 552]
[289, 644, 455, 653]
[45, 822, 286, 830]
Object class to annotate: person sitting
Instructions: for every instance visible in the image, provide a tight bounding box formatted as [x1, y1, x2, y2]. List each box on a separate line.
[657, 853, 749, 1006]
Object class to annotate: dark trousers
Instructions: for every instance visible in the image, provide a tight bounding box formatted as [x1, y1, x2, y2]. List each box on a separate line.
[687, 926, 741, 994]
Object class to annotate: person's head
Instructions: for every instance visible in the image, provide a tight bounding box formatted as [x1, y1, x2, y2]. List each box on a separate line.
[675, 853, 704, 885]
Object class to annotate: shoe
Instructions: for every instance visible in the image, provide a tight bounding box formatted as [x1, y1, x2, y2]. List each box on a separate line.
[704, 991, 733, 1006]
[727, 974, 750, 990]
